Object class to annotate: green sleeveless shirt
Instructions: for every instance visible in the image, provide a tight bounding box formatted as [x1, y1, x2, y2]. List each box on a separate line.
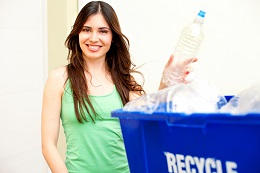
[61, 82, 130, 173]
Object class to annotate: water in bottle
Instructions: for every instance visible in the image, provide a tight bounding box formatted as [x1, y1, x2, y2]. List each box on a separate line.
[174, 10, 206, 64]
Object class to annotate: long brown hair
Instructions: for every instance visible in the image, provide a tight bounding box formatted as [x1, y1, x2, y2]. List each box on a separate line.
[65, 1, 144, 123]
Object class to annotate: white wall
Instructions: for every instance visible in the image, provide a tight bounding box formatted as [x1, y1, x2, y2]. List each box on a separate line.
[0, 0, 48, 172]
[79, 0, 260, 95]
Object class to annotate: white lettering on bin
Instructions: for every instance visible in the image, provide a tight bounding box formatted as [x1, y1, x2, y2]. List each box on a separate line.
[185, 155, 196, 173]
[226, 161, 237, 173]
[176, 154, 186, 173]
[216, 160, 223, 173]
[164, 152, 238, 173]
[194, 157, 205, 173]
[164, 152, 178, 173]
[205, 158, 216, 173]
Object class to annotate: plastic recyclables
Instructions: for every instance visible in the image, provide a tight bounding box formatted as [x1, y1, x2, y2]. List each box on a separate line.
[163, 10, 206, 86]
[221, 82, 260, 114]
[123, 80, 226, 114]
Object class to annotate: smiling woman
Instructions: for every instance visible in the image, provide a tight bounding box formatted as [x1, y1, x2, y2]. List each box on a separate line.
[41, 1, 196, 173]
[41, 1, 144, 173]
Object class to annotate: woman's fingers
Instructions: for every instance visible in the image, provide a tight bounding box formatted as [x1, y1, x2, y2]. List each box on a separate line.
[192, 57, 198, 63]
[165, 54, 174, 67]
[183, 57, 198, 65]
[166, 55, 197, 69]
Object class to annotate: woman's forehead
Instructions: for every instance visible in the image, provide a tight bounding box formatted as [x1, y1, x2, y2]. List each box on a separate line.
[83, 13, 110, 28]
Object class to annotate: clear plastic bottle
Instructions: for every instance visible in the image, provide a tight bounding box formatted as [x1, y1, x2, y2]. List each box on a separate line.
[162, 10, 206, 87]
[174, 10, 206, 63]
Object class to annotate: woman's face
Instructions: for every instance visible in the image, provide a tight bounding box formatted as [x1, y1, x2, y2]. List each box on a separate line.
[79, 13, 112, 60]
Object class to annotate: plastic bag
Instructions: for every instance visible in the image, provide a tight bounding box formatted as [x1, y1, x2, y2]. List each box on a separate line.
[124, 79, 226, 114]
[220, 82, 260, 114]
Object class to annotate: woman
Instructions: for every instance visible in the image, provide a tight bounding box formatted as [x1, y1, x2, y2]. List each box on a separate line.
[41, 1, 195, 173]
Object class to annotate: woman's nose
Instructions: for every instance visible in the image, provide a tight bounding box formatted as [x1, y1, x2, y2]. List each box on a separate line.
[89, 31, 99, 42]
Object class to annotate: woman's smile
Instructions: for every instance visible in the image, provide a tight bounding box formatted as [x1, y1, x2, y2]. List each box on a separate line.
[86, 44, 102, 52]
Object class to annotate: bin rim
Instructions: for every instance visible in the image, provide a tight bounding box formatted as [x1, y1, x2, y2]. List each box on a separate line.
[112, 109, 260, 125]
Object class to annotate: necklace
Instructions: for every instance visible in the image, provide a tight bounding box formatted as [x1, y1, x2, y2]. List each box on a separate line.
[90, 77, 102, 87]
[85, 70, 112, 88]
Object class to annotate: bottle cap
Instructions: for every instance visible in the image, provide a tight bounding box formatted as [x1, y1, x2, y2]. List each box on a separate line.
[198, 10, 206, 18]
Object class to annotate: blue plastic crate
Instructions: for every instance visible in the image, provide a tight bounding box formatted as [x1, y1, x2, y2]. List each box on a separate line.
[112, 110, 260, 173]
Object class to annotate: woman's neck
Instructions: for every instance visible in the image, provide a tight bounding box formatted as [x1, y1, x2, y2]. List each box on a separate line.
[84, 57, 107, 75]
[83, 56, 113, 90]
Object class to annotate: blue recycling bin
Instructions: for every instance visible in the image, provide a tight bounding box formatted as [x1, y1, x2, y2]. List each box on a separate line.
[112, 109, 260, 173]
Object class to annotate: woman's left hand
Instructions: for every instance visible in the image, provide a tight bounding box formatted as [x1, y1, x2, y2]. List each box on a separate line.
[159, 54, 197, 90]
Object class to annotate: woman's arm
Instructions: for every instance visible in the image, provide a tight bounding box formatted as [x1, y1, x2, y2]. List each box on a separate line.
[41, 67, 68, 173]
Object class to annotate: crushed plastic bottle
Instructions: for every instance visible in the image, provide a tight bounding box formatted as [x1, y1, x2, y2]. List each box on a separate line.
[220, 82, 260, 114]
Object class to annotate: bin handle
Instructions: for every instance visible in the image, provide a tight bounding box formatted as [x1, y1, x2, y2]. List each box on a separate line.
[166, 121, 207, 128]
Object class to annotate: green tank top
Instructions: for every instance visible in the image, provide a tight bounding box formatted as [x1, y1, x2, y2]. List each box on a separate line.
[61, 82, 130, 173]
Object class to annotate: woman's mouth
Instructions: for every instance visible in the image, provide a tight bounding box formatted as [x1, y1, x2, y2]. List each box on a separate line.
[86, 44, 102, 52]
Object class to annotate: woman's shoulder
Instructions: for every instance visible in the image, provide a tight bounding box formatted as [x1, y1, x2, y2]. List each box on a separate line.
[48, 66, 68, 82]
[45, 66, 68, 94]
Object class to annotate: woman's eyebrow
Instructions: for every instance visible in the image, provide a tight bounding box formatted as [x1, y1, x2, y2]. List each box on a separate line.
[82, 26, 91, 29]
[98, 27, 110, 30]
[82, 26, 110, 30]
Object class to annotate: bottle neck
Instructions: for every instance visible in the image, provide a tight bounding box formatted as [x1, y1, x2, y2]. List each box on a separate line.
[193, 16, 204, 25]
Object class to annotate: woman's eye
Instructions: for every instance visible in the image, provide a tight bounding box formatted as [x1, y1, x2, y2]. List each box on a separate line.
[82, 28, 90, 32]
[100, 30, 108, 34]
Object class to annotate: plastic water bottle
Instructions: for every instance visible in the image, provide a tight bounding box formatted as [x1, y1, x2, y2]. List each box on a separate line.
[174, 10, 206, 64]
[162, 10, 206, 87]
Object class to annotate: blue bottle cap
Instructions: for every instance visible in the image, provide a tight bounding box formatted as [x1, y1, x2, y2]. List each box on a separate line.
[198, 10, 206, 18]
